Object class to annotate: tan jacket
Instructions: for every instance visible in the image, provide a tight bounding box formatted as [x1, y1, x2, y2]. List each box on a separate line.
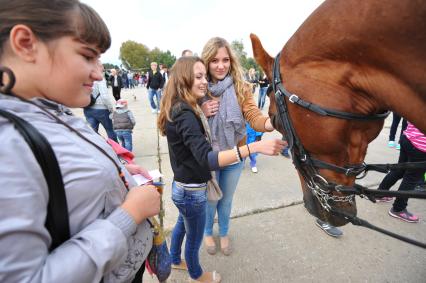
[238, 88, 272, 146]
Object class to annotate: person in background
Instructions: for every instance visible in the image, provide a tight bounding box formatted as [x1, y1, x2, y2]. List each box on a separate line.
[146, 61, 164, 113]
[388, 112, 407, 150]
[127, 71, 134, 89]
[122, 70, 129, 89]
[159, 64, 169, 101]
[376, 119, 409, 203]
[112, 99, 136, 152]
[377, 122, 425, 222]
[84, 63, 117, 142]
[245, 122, 263, 173]
[257, 72, 269, 110]
[161, 64, 169, 85]
[109, 68, 123, 100]
[158, 56, 285, 283]
[200, 37, 277, 256]
[182, 49, 194, 57]
[104, 69, 111, 87]
[0, 1, 160, 282]
[246, 67, 258, 94]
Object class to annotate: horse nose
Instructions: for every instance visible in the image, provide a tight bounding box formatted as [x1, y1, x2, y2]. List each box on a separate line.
[326, 202, 357, 226]
[301, 181, 356, 227]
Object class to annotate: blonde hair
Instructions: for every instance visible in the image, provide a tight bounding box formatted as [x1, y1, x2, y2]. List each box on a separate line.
[201, 37, 251, 105]
[157, 56, 204, 136]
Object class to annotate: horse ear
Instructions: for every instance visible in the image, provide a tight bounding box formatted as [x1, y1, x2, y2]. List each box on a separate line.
[250, 33, 274, 80]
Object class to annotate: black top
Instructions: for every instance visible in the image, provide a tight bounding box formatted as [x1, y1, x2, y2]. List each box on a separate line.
[166, 101, 219, 183]
[147, 70, 164, 90]
[108, 75, 123, 88]
[258, 76, 269, 88]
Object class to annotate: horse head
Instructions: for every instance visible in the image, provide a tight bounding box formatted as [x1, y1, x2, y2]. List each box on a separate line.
[251, 34, 388, 226]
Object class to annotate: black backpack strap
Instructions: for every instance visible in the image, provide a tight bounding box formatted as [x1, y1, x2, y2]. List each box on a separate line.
[0, 108, 70, 251]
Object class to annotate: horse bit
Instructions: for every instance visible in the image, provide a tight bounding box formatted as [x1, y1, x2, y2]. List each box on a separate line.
[272, 52, 426, 248]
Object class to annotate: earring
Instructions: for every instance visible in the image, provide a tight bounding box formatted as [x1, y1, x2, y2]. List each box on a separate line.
[0, 66, 16, 94]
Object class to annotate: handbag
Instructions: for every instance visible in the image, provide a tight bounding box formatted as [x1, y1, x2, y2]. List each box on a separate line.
[207, 178, 223, 201]
[197, 107, 223, 201]
[145, 217, 171, 282]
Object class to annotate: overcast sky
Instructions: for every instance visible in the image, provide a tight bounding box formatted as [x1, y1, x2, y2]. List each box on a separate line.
[81, 0, 324, 65]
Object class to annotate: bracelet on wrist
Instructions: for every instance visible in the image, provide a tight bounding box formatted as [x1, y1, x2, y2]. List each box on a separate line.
[246, 144, 251, 156]
[236, 145, 242, 162]
[234, 146, 242, 162]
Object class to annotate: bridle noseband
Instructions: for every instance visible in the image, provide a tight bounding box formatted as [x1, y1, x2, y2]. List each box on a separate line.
[272, 52, 426, 249]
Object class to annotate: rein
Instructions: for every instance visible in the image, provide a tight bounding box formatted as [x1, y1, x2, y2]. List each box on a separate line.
[272, 52, 426, 249]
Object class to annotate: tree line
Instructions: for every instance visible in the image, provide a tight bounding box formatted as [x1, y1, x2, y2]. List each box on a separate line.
[116, 39, 261, 74]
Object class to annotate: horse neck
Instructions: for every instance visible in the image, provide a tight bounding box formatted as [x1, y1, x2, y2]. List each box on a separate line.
[284, 0, 426, 133]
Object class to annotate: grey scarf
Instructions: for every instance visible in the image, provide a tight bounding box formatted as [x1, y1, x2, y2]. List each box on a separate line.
[196, 106, 223, 201]
[208, 75, 245, 151]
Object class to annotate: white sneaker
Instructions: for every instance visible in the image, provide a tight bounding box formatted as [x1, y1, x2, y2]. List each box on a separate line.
[151, 109, 157, 113]
[251, 167, 258, 173]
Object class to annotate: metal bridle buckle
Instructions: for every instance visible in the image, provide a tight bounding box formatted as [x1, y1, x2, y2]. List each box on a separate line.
[345, 167, 354, 176]
[312, 174, 329, 187]
[355, 170, 368, 180]
[289, 94, 299, 103]
[345, 162, 368, 179]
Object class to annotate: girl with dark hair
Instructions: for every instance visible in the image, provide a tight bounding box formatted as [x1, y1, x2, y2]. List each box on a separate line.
[0, 1, 160, 282]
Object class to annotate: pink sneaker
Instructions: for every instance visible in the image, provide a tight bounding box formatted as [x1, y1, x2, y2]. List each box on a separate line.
[376, 196, 393, 203]
[389, 208, 419, 223]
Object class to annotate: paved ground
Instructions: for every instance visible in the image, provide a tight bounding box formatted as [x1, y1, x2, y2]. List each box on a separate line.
[74, 86, 425, 283]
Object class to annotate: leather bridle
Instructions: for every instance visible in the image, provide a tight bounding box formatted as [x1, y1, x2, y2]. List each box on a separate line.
[272, 52, 426, 249]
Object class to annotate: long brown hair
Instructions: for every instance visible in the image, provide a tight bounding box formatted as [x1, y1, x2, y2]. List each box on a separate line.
[0, 0, 110, 58]
[157, 56, 205, 136]
[201, 37, 251, 105]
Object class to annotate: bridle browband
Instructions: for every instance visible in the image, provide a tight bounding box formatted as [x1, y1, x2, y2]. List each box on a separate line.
[272, 51, 426, 249]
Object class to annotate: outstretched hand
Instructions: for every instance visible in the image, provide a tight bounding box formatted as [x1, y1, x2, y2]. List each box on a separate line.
[252, 139, 287, 156]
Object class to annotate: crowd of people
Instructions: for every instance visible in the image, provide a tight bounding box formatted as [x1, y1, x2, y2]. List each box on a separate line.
[0, 1, 425, 283]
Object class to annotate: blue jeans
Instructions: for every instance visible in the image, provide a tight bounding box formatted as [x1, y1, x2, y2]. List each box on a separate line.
[170, 181, 207, 279]
[205, 161, 244, 237]
[83, 108, 117, 141]
[115, 130, 133, 151]
[248, 154, 257, 168]
[246, 129, 258, 168]
[258, 87, 268, 109]
[148, 88, 160, 110]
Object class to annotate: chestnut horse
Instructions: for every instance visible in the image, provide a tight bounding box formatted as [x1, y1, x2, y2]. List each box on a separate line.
[251, 0, 426, 226]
